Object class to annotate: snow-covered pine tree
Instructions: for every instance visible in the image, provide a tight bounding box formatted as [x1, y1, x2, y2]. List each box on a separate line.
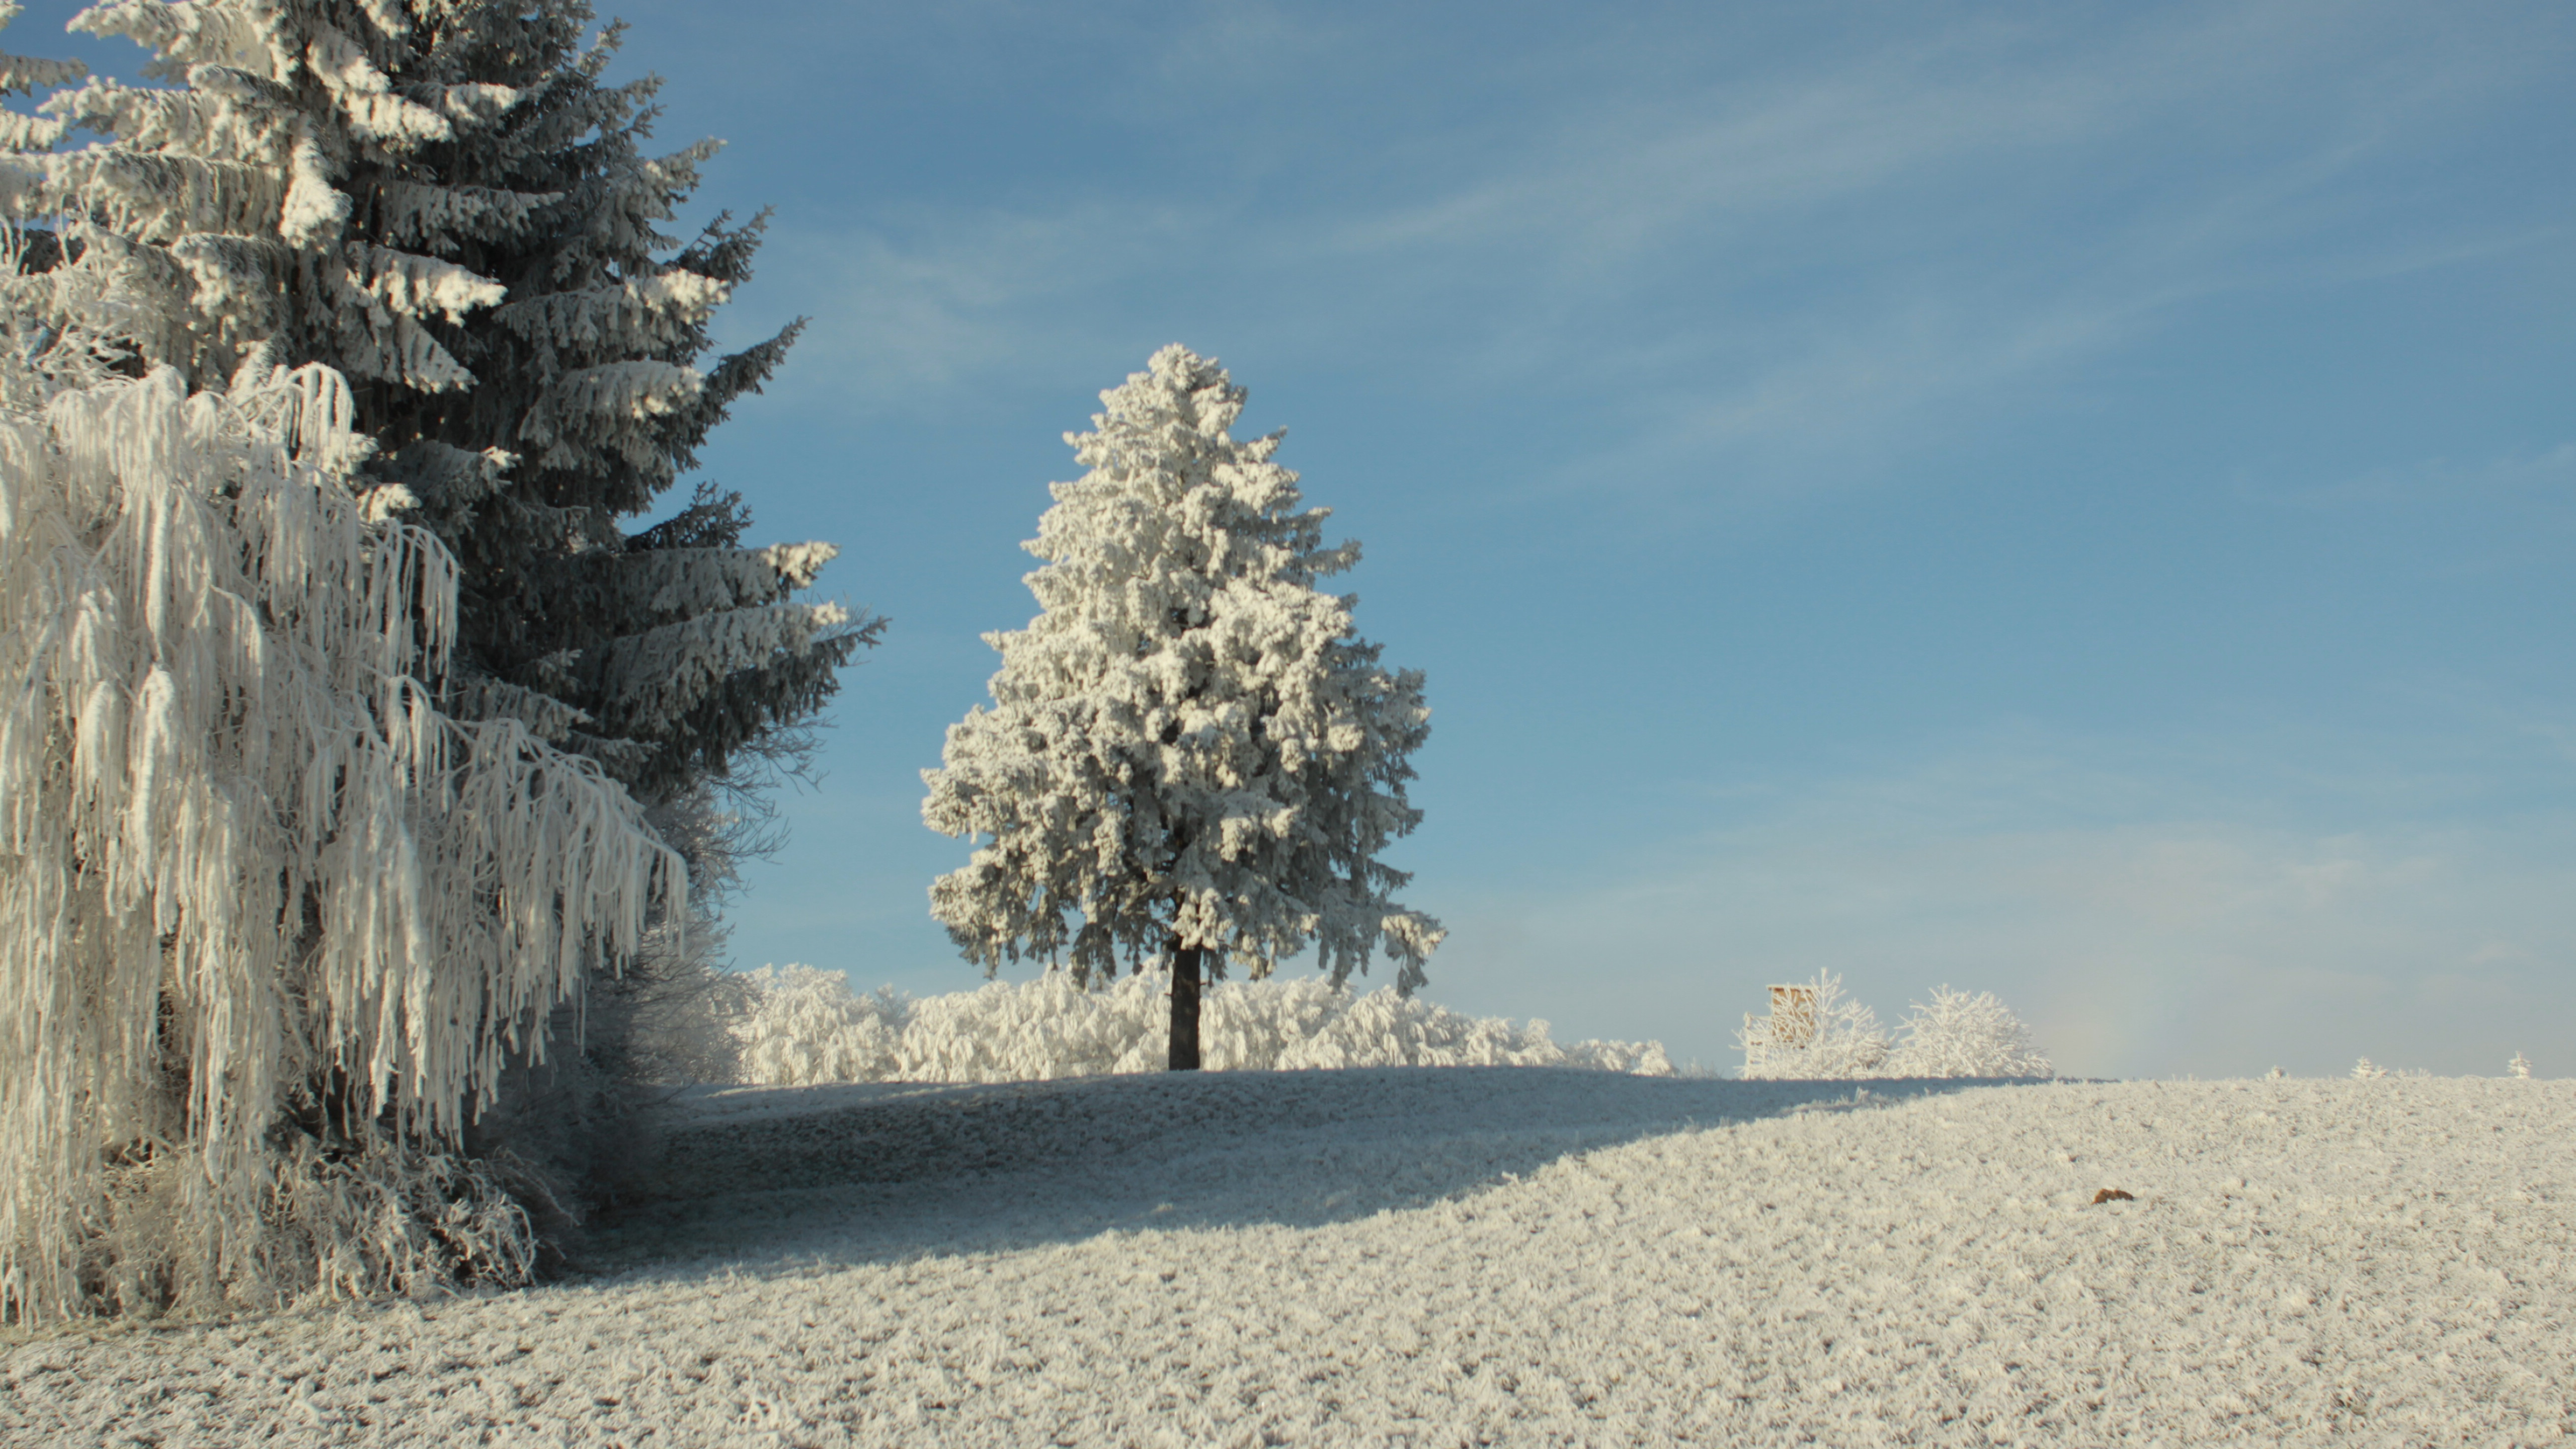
[23, 0, 875, 1220]
[41, 0, 872, 803]
[922, 345, 1442, 1070]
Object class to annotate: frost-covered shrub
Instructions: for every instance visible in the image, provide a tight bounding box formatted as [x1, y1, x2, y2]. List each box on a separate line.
[731, 967, 1671, 1085]
[1740, 973, 2052, 1080]
[2507, 1053, 2533, 1079]
[1886, 986, 2053, 1078]
[2352, 1057, 2388, 1080]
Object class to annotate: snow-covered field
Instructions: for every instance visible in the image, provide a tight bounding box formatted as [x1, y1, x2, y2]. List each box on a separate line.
[7, 1071, 2569, 1446]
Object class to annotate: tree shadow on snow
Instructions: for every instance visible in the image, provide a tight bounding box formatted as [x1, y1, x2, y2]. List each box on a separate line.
[589, 1068, 2020, 1280]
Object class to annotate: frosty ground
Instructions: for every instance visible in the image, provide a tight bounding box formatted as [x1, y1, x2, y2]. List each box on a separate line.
[6, 1072, 2569, 1447]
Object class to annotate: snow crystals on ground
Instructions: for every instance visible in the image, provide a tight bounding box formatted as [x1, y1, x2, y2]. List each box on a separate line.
[7, 1072, 2570, 1446]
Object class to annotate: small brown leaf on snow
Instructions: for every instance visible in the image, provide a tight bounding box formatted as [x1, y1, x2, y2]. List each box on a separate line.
[2091, 1188, 2136, 1204]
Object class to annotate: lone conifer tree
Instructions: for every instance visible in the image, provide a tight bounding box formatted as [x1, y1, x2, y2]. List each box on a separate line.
[923, 345, 1441, 1069]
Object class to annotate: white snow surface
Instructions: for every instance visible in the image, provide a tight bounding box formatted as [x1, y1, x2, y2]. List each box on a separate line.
[7, 1071, 2570, 1446]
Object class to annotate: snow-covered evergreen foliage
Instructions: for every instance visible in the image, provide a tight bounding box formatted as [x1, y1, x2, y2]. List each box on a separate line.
[2352, 1057, 2388, 1080]
[922, 345, 1440, 1028]
[29, 0, 873, 801]
[730, 967, 1671, 1085]
[2508, 1052, 2533, 1079]
[0, 349, 680, 1325]
[1739, 973, 2052, 1080]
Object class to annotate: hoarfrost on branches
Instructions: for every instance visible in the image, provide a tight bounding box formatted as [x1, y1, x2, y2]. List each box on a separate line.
[0, 357, 679, 1326]
[2507, 1052, 2533, 1079]
[24, 0, 877, 805]
[729, 967, 1672, 1085]
[1738, 971, 1891, 1080]
[1739, 972, 2053, 1080]
[1887, 985, 2053, 1079]
[922, 345, 1439, 1065]
[9, 0, 875, 1246]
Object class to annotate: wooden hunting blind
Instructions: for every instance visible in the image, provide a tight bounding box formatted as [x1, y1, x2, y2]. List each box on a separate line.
[1767, 984, 1818, 1046]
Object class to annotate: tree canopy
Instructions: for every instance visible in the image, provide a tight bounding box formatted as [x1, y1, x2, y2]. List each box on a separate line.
[32, 0, 873, 801]
[924, 345, 1440, 1029]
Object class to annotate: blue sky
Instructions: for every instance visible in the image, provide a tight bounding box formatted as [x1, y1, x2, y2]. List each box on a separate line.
[35, 1, 2576, 1076]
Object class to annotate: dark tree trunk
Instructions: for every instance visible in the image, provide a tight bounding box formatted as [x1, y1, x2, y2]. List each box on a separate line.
[1167, 939, 1203, 1071]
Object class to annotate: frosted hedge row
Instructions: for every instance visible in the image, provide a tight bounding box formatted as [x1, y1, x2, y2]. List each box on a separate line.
[1737, 971, 2055, 1080]
[1738, 975, 2540, 1082]
[729, 967, 1675, 1085]
[723, 965, 2070, 1086]
[2352, 1053, 2535, 1080]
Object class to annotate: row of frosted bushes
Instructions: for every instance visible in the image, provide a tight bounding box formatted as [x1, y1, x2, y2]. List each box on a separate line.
[1737, 975, 2539, 1081]
[728, 966, 1675, 1085]
[1736, 972, 2055, 1080]
[713, 967, 2539, 1086]
[722, 965, 2069, 1086]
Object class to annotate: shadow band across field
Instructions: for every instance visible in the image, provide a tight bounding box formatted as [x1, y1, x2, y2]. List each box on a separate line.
[593, 1068, 2016, 1273]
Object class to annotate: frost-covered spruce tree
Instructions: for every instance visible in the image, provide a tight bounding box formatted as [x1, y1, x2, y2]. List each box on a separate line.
[26, 0, 874, 1214]
[0, 341, 684, 1323]
[42, 0, 871, 801]
[923, 345, 1441, 1070]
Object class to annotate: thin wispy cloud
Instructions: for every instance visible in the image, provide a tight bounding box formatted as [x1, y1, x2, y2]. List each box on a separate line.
[1428, 731, 2576, 1079]
[2252, 442, 2576, 510]
[744, 204, 1219, 409]
[746, 0, 2565, 502]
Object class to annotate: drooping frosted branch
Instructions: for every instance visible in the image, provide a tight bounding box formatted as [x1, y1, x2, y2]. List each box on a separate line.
[0, 360, 680, 1324]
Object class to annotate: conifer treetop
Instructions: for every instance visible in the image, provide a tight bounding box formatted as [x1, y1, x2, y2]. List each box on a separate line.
[16, 0, 875, 802]
[925, 344, 1441, 992]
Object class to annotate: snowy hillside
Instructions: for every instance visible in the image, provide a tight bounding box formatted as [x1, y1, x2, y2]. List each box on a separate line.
[8, 1072, 2570, 1445]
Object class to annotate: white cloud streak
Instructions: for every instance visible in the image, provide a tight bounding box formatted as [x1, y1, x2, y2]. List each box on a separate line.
[751, 0, 2566, 494]
[1421, 737, 2576, 1081]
